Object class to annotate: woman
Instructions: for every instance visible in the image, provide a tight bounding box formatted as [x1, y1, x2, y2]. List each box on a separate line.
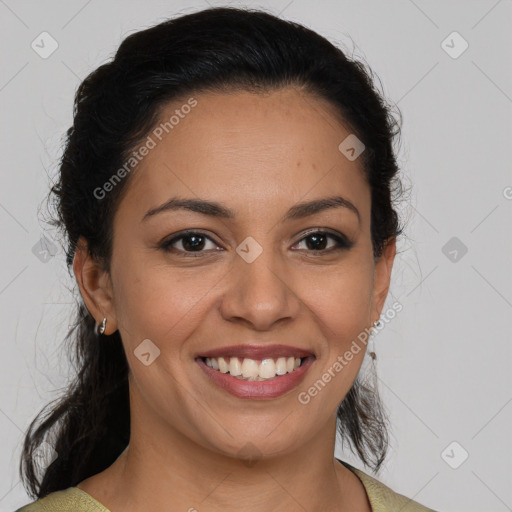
[16, 6, 437, 512]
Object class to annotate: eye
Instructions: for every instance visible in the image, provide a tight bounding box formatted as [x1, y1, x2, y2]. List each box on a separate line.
[160, 229, 352, 257]
[292, 230, 352, 253]
[160, 231, 221, 256]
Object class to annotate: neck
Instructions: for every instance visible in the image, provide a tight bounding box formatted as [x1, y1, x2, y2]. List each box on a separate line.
[78, 385, 370, 512]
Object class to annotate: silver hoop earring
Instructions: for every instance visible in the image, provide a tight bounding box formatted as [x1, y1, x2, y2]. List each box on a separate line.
[98, 317, 107, 335]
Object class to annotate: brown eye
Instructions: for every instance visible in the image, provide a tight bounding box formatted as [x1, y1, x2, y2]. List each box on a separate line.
[293, 231, 352, 253]
[160, 231, 220, 255]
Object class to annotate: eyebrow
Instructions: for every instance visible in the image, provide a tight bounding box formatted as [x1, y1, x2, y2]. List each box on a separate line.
[142, 195, 360, 224]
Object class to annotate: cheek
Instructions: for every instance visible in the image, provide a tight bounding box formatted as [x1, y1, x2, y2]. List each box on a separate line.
[112, 245, 375, 356]
[300, 260, 374, 336]
[300, 261, 374, 405]
[112, 254, 224, 348]
[293, 264, 375, 419]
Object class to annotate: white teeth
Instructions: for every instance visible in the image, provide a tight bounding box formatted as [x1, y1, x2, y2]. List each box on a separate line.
[204, 356, 304, 380]
[241, 358, 259, 378]
[259, 359, 276, 379]
[229, 357, 242, 376]
[218, 357, 229, 373]
[275, 357, 287, 375]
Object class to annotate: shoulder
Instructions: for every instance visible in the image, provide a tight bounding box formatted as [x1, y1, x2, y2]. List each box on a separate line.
[339, 460, 438, 512]
[15, 487, 110, 512]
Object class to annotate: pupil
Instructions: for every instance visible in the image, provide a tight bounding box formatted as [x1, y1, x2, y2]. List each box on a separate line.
[184, 235, 205, 251]
[307, 234, 326, 250]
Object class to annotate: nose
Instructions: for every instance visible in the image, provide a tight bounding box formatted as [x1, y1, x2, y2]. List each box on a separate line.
[219, 247, 301, 331]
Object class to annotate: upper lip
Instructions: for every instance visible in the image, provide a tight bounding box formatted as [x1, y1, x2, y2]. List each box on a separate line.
[197, 344, 314, 360]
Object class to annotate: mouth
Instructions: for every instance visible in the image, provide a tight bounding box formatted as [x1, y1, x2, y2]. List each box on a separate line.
[198, 355, 310, 381]
[195, 344, 316, 399]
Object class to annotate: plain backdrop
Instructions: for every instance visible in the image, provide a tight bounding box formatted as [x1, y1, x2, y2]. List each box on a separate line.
[1, 1, 511, 511]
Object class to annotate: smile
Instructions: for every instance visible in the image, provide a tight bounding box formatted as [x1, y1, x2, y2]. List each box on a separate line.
[202, 356, 304, 380]
[196, 353, 315, 400]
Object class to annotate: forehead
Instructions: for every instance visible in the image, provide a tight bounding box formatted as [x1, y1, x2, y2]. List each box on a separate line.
[116, 88, 370, 224]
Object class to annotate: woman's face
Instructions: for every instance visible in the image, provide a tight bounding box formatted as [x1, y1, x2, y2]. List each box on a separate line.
[82, 87, 395, 459]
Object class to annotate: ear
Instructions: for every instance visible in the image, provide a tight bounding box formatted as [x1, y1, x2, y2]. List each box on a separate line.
[73, 236, 117, 335]
[370, 237, 396, 322]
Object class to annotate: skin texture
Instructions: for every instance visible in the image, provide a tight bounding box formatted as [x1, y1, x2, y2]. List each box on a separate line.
[73, 87, 396, 512]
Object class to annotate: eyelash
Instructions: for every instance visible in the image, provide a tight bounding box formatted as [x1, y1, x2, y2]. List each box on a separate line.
[159, 229, 353, 257]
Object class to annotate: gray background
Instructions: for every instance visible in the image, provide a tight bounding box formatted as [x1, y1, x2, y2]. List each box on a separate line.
[1, 1, 511, 511]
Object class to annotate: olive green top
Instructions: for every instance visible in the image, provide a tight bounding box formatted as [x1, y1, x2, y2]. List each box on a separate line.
[16, 460, 436, 512]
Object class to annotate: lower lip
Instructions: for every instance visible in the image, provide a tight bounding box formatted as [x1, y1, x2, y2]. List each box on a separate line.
[196, 356, 315, 399]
